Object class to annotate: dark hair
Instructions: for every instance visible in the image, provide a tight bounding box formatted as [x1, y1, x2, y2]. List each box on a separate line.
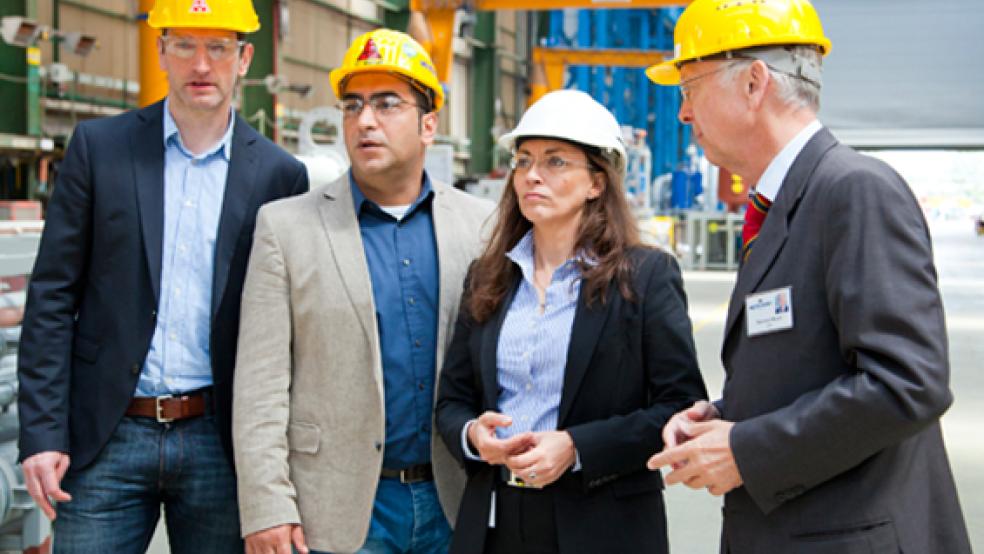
[466, 139, 642, 323]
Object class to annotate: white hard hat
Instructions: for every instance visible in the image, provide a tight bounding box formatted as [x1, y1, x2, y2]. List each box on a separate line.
[498, 89, 627, 175]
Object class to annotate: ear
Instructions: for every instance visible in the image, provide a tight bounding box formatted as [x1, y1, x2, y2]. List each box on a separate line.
[419, 111, 438, 146]
[237, 43, 255, 78]
[587, 171, 605, 200]
[746, 60, 771, 110]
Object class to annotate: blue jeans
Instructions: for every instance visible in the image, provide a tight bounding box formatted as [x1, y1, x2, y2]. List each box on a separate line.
[313, 478, 450, 554]
[53, 415, 242, 554]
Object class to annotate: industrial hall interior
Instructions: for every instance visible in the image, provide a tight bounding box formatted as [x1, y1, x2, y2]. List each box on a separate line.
[0, 0, 981, 553]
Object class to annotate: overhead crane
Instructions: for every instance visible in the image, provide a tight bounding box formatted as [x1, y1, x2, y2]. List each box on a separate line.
[528, 46, 667, 104]
[408, 0, 690, 88]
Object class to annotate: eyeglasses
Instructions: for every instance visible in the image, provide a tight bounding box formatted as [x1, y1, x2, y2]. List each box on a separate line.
[509, 155, 596, 176]
[162, 36, 245, 61]
[338, 94, 420, 119]
[678, 62, 737, 102]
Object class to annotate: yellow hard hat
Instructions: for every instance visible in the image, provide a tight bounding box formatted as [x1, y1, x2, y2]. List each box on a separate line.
[147, 0, 260, 34]
[647, 0, 832, 85]
[329, 29, 445, 112]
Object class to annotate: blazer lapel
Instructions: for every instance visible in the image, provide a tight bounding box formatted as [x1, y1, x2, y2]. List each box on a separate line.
[722, 128, 840, 343]
[431, 183, 459, 371]
[131, 101, 166, 304]
[211, 115, 258, 317]
[480, 281, 519, 411]
[557, 284, 614, 425]
[317, 176, 378, 351]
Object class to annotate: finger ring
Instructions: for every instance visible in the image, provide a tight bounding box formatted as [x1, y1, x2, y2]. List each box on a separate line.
[528, 470, 537, 481]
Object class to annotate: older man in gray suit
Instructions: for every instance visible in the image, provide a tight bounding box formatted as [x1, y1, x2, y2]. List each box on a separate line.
[646, 1, 971, 553]
[232, 29, 493, 554]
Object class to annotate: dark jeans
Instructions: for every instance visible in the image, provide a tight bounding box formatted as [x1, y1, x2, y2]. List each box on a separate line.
[53, 415, 242, 554]
[312, 477, 451, 554]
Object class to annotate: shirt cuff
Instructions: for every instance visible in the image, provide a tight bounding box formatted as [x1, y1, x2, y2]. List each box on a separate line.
[461, 420, 482, 461]
[571, 449, 582, 472]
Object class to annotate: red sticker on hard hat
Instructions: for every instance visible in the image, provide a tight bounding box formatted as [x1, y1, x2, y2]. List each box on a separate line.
[189, 0, 212, 14]
[358, 39, 382, 62]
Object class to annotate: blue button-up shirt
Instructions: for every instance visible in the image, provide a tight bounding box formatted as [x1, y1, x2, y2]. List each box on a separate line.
[351, 172, 439, 469]
[496, 230, 582, 438]
[137, 99, 233, 397]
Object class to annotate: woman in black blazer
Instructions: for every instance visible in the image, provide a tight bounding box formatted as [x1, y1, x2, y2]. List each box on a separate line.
[436, 90, 707, 554]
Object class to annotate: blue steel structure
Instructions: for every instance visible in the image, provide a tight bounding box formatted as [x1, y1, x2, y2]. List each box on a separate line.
[543, 8, 693, 180]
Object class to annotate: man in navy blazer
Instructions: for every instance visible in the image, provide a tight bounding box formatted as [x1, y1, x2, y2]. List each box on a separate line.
[16, 1, 307, 551]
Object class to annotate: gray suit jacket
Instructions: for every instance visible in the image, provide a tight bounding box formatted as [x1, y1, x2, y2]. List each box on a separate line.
[232, 174, 494, 553]
[719, 129, 971, 553]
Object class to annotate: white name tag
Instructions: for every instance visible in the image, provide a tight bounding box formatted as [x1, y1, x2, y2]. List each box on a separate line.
[745, 286, 794, 337]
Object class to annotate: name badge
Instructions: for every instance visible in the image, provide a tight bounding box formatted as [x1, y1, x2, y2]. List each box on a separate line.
[745, 286, 794, 337]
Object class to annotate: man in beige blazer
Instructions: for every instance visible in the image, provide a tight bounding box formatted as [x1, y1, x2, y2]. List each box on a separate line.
[233, 29, 494, 554]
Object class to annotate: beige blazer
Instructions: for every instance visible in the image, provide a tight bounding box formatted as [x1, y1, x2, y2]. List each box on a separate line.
[232, 174, 495, 553]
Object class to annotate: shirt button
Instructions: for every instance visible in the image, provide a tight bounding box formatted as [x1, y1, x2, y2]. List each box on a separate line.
[414, 339, 422, 347]
[526, 383, 533, 391]
[403, 259, 411, 266]
[151, 310, 157, 319]
[417, 382, 425, 391]
[169, 333, 177, 340]
[408, 297, 416, 305]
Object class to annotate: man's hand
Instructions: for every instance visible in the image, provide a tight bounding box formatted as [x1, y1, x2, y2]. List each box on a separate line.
[22, 451, 72, 520]
[647, 420, 742, 496]
[505, 431, 576, 488]
[467, 411, 535, 465]
[245, 524, 308, 554]
[662, 400, 720, 449]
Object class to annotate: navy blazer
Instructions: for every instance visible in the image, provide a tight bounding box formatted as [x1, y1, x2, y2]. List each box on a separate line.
[436, 248, 708, 554]
[17, 100, 309, 470]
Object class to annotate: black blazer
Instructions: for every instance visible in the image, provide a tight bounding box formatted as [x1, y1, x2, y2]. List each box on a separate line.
[719, 129, 971, 553]
[437, 247, 707, 554]
[17, 101, 309, 470]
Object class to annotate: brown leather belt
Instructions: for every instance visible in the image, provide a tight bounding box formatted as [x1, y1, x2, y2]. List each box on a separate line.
[380, 463, 434, 484]
[126, 388, 212, 423]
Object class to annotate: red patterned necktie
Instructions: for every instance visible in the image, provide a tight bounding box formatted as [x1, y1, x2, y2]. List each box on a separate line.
[741, 192, 772, 263]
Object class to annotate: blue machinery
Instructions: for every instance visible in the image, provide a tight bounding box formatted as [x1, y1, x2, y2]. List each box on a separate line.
[542, 8, 702, 210]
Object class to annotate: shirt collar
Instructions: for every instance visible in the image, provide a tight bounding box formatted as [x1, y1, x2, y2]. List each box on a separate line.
[163, 97, 235, 161]
[753, 119, 823, 202]
[348, 170, 434, 218]
[505, 230, 594, 285]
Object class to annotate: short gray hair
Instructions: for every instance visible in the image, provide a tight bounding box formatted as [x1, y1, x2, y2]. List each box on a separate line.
[719, 45, 823, 112]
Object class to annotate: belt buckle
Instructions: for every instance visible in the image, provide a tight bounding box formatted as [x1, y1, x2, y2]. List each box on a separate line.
[399, 469, 411, 484]
[155, 394, 174, 423]
[506, 471, 529, 488]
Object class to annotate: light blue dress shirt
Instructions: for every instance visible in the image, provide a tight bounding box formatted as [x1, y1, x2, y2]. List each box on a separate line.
[136, 99, 234, 397]
[496, 230, 582, 438]
[461, 230, 588, 464]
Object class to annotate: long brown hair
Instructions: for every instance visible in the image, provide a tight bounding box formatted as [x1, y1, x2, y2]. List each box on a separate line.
[467, 139, 642, 323]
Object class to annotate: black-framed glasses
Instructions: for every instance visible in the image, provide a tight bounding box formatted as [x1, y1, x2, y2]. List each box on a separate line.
[509, 155, 596, 176]
[338, 93, 420, 119]
[161, 36, 245, 61]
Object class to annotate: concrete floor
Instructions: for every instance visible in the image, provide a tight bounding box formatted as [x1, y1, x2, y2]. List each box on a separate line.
[147, 218, 983, 553]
